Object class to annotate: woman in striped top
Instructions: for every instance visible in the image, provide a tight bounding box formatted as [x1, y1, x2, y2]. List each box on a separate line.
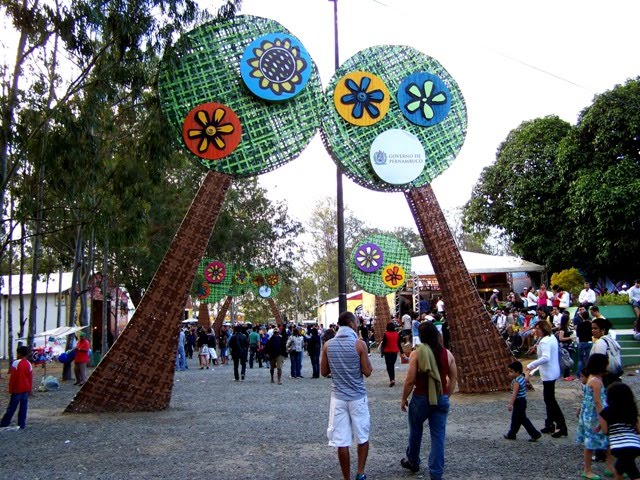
[599, 382, 640, 480]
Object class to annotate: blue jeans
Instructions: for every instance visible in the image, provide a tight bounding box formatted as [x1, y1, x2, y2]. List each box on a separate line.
[1, 392, 29, 429]
[309, 351, 320, 378]
[290, 351, 302, 377]
[175, 347, 187, 370]
[406, 394, 450, 480]
[577, 342, 592, 375]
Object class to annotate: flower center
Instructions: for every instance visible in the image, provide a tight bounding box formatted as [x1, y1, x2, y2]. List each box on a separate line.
[205, 126, 217, 136]
[357, 92, 368, 102]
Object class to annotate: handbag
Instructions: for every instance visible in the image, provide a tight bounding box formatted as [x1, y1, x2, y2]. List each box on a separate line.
[602, 336, 623, 377]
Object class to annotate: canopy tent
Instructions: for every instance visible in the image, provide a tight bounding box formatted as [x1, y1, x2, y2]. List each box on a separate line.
[411, 250, 545, 275]
[18, 325, 88, 341]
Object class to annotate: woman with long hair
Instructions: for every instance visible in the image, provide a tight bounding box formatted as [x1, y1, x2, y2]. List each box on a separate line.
[400, 322, 458, 477]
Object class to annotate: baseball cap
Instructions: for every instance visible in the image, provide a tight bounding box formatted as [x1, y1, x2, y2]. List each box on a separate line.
[493, 289, 499, 293]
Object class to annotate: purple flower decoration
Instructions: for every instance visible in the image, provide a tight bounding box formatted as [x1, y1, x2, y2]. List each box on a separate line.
[354, 242, 384, 273]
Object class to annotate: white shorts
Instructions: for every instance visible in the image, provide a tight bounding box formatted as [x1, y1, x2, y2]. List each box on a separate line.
[327, 395, 370, 447]
[412, 335, 421, 347]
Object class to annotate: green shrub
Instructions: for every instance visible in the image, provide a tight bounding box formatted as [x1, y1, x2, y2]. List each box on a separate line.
[596, 293, 630, 306]
[550, 268, 585, 304]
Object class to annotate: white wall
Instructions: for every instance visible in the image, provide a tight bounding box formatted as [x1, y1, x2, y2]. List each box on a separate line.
[1, 292, 70, 358]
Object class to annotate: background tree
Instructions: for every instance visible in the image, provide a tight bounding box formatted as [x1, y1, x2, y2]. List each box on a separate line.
[462, 115, 572, 271]
[557, 77, 640, 280]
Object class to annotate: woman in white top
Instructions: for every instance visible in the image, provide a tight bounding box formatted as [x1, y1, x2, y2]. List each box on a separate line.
[590, 317, 623, 386]
[526, 320, 567, 437]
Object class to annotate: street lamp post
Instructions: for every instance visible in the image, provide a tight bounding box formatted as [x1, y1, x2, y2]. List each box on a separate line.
[329, 0, 347, 314]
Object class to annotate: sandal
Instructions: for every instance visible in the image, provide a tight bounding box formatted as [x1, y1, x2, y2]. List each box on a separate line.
[580, 473, 601, 480]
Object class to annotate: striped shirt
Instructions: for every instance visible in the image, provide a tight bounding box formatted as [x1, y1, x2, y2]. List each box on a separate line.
[326, 326, 366, 402]
[600, 407, 640, 450]
[513, 375, 527, 399]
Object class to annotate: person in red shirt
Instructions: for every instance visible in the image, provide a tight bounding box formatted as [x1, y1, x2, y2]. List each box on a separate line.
[74, 331, 91, 386]
[0, 346, 33, 430]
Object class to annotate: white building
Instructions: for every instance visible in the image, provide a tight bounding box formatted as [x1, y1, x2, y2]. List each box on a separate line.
[1, 272, 132, 359]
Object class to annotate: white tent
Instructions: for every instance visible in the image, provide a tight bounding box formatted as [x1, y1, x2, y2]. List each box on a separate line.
[411, 250, 545, 275]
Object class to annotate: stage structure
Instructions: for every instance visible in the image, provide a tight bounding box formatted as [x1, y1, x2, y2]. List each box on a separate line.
[320, 46, 514, 392]
[349, 234, 411, 343]
[66, 15, 324, 412]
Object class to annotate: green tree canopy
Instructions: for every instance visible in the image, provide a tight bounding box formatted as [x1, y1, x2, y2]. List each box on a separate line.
[463, 78, 640, 281]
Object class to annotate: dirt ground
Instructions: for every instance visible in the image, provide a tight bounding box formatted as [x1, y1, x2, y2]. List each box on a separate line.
[0, 354, 638, 480]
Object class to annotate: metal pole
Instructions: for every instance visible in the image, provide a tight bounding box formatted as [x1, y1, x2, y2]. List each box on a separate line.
[330, 0, 347, 314]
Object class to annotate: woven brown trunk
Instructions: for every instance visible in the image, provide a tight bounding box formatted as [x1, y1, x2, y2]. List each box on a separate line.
[267, 298, 283, 325]
[65, 171, 232, 413]
[406, 184, 514, 393]
[374, 296, 392, 343]
[212, 296, 232, 334]
[198, 303, 210, 330]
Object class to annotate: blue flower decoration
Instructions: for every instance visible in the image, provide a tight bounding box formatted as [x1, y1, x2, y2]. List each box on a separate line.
[397, 72, 452, 127]
[341, 76, 385, 119]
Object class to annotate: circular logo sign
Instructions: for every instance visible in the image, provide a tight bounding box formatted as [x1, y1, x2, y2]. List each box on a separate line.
[333, 71, 390, 126]
[241, 33, 313, 102]
[381, 263, 406, 289]
[370, 129, 426, 185]
[258, 285, 272, 298]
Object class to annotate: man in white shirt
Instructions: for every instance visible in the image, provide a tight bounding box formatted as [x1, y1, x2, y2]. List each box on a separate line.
[436, 296, 445, 314]
[578, 282, 597, 308]
[492, 307, 508, 338]
[628, 279, 640, 321]
[551, 307, 562, 331]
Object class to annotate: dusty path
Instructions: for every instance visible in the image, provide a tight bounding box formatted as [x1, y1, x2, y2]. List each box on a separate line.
[0, 354, 637, 479]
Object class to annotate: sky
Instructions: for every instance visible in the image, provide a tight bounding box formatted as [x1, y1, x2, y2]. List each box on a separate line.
[197, 0, 639, 232]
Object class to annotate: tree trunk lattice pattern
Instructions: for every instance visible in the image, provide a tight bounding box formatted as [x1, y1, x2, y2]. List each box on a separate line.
[267, 298, 283, 325]
[406, 184, 514, 393]
[65, 171, 232, 413]
[198, 303, 210, 330]
[212, 296, 232, 334]
[374, 296, 392, 343]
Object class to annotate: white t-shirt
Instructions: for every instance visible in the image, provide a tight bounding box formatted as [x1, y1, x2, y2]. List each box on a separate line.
[402, 314, 411, 330]
[436, 300, 445, 312]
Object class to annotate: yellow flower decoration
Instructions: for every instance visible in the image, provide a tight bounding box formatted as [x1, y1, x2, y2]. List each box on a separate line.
[381, 263, 406, 289]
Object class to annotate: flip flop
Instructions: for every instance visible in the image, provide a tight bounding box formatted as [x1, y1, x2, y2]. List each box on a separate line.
[580, 473, 600, 480]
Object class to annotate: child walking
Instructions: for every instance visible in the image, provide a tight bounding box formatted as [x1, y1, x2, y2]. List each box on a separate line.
[599, 382, 640, 480]
[0, 346, 33, 430]
[577, 354, 615, 479]
[504, 361, 541, 441]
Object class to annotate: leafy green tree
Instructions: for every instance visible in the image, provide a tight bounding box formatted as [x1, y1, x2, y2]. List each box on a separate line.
[462, 116, 572, 270]
[550, 267, 584, 302]
[557, 78, 640, 280]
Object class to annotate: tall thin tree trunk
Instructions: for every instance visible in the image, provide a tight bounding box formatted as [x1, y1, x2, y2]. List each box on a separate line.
[43, 272, 49, 332]
[6, 197, 15, 372]
[18, 222, 26, 339]
[56, 264, 63, 328]
[101, 231, 109, 355]
[69, 226, 83, 326]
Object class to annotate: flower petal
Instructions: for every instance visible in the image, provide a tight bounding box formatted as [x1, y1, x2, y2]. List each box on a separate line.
[365, 102, 380, 118]
[213, 108, 225, 123]
[352, 102, 364, 119]
[408, 84, 422, 98]
[198, 137, 209, 152]
[341, 93, 357, 104]
[195, 110, 209, 128]
[216, 124, 234, 134]
[423, 104, 435, 120]
[406, 100, 421, 113]
[345, 78, 360, 93]
[213, 135, 226, 149]
[359, 76, 371, 92]
[423, 80, 434, 98]
[368, 89, 384, 102]
[431, 93, 447, 104]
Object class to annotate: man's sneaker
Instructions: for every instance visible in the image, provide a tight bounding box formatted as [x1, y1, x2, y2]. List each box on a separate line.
[400, 458, 420, 473]
[355, 473, 367, 480]
[0, 426, 20, 432]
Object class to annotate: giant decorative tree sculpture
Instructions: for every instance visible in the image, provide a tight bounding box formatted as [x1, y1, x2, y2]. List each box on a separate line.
[320, 46, 514, 392]
[350, 234, 411, 343]
[66, 15, 323, 412]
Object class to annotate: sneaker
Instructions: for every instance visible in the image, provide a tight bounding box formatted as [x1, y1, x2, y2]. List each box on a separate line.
[400, 458, 419, 473]
[503, 434, 516, 440]
[355, 474, 367, 480]
[529, 433, 542, 442]
[0, 426, 20, 432]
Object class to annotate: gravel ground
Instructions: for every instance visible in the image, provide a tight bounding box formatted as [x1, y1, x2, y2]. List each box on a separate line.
[0, 354, 638, 480]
